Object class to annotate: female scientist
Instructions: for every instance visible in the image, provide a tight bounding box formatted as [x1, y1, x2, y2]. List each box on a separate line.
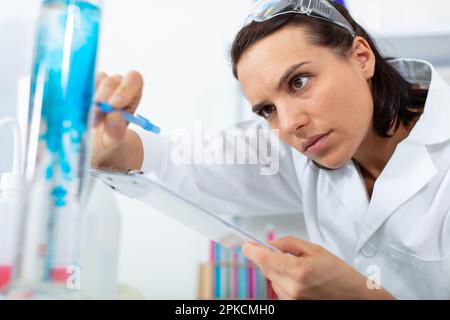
[91, 0, 450, 299]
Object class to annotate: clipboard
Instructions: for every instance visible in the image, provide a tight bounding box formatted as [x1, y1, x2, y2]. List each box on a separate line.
[91, 170, 280, 252]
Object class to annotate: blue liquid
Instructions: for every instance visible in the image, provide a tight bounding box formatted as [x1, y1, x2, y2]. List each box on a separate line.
[29, 0, 100, 205]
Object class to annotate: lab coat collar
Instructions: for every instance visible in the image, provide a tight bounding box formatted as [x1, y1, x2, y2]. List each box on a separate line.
[353, 58, 448, 252]
[355, 142, 438, 253]
[389, 58, 450, 145]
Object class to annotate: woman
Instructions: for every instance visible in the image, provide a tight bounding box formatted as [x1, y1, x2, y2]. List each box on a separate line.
[92, 0, 450, 299]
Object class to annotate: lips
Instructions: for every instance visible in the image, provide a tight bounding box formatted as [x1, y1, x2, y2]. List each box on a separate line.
[301, 132, 331, 152]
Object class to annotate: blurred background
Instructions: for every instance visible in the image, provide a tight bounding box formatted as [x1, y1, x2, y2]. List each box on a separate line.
[1, 0, 449, 299]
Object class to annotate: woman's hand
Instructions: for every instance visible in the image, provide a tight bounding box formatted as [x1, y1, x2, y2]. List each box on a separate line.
[242, 236, 395, 300]
[91, 70, 144, 168]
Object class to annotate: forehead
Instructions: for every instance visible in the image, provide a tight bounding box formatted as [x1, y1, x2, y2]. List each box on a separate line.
[237, 25, 322, 79]
[237, 25, 336, 102]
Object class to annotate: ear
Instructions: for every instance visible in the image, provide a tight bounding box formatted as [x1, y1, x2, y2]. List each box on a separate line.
[350, 36, 376, 80]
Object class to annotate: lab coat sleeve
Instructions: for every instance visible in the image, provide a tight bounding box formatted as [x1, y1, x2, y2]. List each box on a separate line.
[134, 119, 306, 217]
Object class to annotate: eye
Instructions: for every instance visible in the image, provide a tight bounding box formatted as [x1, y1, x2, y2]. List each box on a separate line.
[257, 104, 276, 119]
[290, 75, 310, 91]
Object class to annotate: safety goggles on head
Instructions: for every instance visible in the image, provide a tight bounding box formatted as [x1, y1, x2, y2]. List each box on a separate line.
[245, 0, 356, 38]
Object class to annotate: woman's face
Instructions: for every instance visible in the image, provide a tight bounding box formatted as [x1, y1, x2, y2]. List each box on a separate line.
[237, 25, 375, 169]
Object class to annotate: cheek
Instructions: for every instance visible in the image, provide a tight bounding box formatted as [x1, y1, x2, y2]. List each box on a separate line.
[267, 118, 290, 142]
[316, 80, 374, 168]
[318, 69, 372, 134]
[331, 99, 373, 165]
[339, 82, 373, 139]
[272, 122, 299, 149]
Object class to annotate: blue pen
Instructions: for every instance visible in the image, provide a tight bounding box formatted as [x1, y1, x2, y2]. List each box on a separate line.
[96, 102, 161, 134]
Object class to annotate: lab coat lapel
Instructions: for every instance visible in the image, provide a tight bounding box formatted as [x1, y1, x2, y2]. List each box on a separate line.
[355, 142, 437, 252]
[325, 161, 369, 224]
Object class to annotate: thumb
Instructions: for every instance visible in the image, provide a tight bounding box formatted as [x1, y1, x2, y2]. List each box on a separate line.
[269, 236, 316, 257]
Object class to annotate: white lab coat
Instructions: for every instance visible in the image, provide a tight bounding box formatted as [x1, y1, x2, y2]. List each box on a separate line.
[136, 58, 450, 299]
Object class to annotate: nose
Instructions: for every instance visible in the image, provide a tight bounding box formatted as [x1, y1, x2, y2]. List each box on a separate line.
[277, 102, 309, 136]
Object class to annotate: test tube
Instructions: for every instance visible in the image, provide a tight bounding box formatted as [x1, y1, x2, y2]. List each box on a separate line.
[266, 224, 277, 300]
[232, 249, 238, 299]
[237, 248, 248, 299]
[214, 242, 221, 299]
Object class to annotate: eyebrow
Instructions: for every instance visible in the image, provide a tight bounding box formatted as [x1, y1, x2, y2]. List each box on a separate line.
[252, 101, 270, 113]
[277, 61, 311, 90]
[251, 61, 311, 113]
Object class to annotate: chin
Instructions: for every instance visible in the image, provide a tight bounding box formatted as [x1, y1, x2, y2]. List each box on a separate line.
[313, 150, 351, 170]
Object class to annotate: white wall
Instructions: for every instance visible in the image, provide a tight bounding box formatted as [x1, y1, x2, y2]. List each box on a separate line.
[0, 0, 40, 174]
[346, 0, 450, 67]
[98, 0, 253, 131]
[347, 0, 450, 37]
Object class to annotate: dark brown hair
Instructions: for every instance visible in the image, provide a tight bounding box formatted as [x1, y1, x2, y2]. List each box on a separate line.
[231, 1, 426, 138]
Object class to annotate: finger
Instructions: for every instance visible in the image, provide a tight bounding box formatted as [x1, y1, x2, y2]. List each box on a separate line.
[271, 282, 292, 300]
[103, 111, 127, 138]
[94, 74, 123, 103]
[260, 263, 298, 300]
[96, 71, 108, 90]
[242, 242, 299, 278]
[107, 70, 143, 113]
[93, 108, 105, 127]
[244, 242, 312, 301]
[262, 264, 307, 301]
[269, 236, 317, 256]
[94, 75, 126, 129]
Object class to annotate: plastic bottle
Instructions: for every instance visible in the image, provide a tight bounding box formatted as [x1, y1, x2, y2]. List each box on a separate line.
[0, 176, 22, 294]
[80, 178, 121, 299]
[0, 117, 24, 296]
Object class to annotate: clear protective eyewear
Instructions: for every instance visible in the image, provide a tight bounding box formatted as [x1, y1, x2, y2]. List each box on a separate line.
[245, 0, 356, 38]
